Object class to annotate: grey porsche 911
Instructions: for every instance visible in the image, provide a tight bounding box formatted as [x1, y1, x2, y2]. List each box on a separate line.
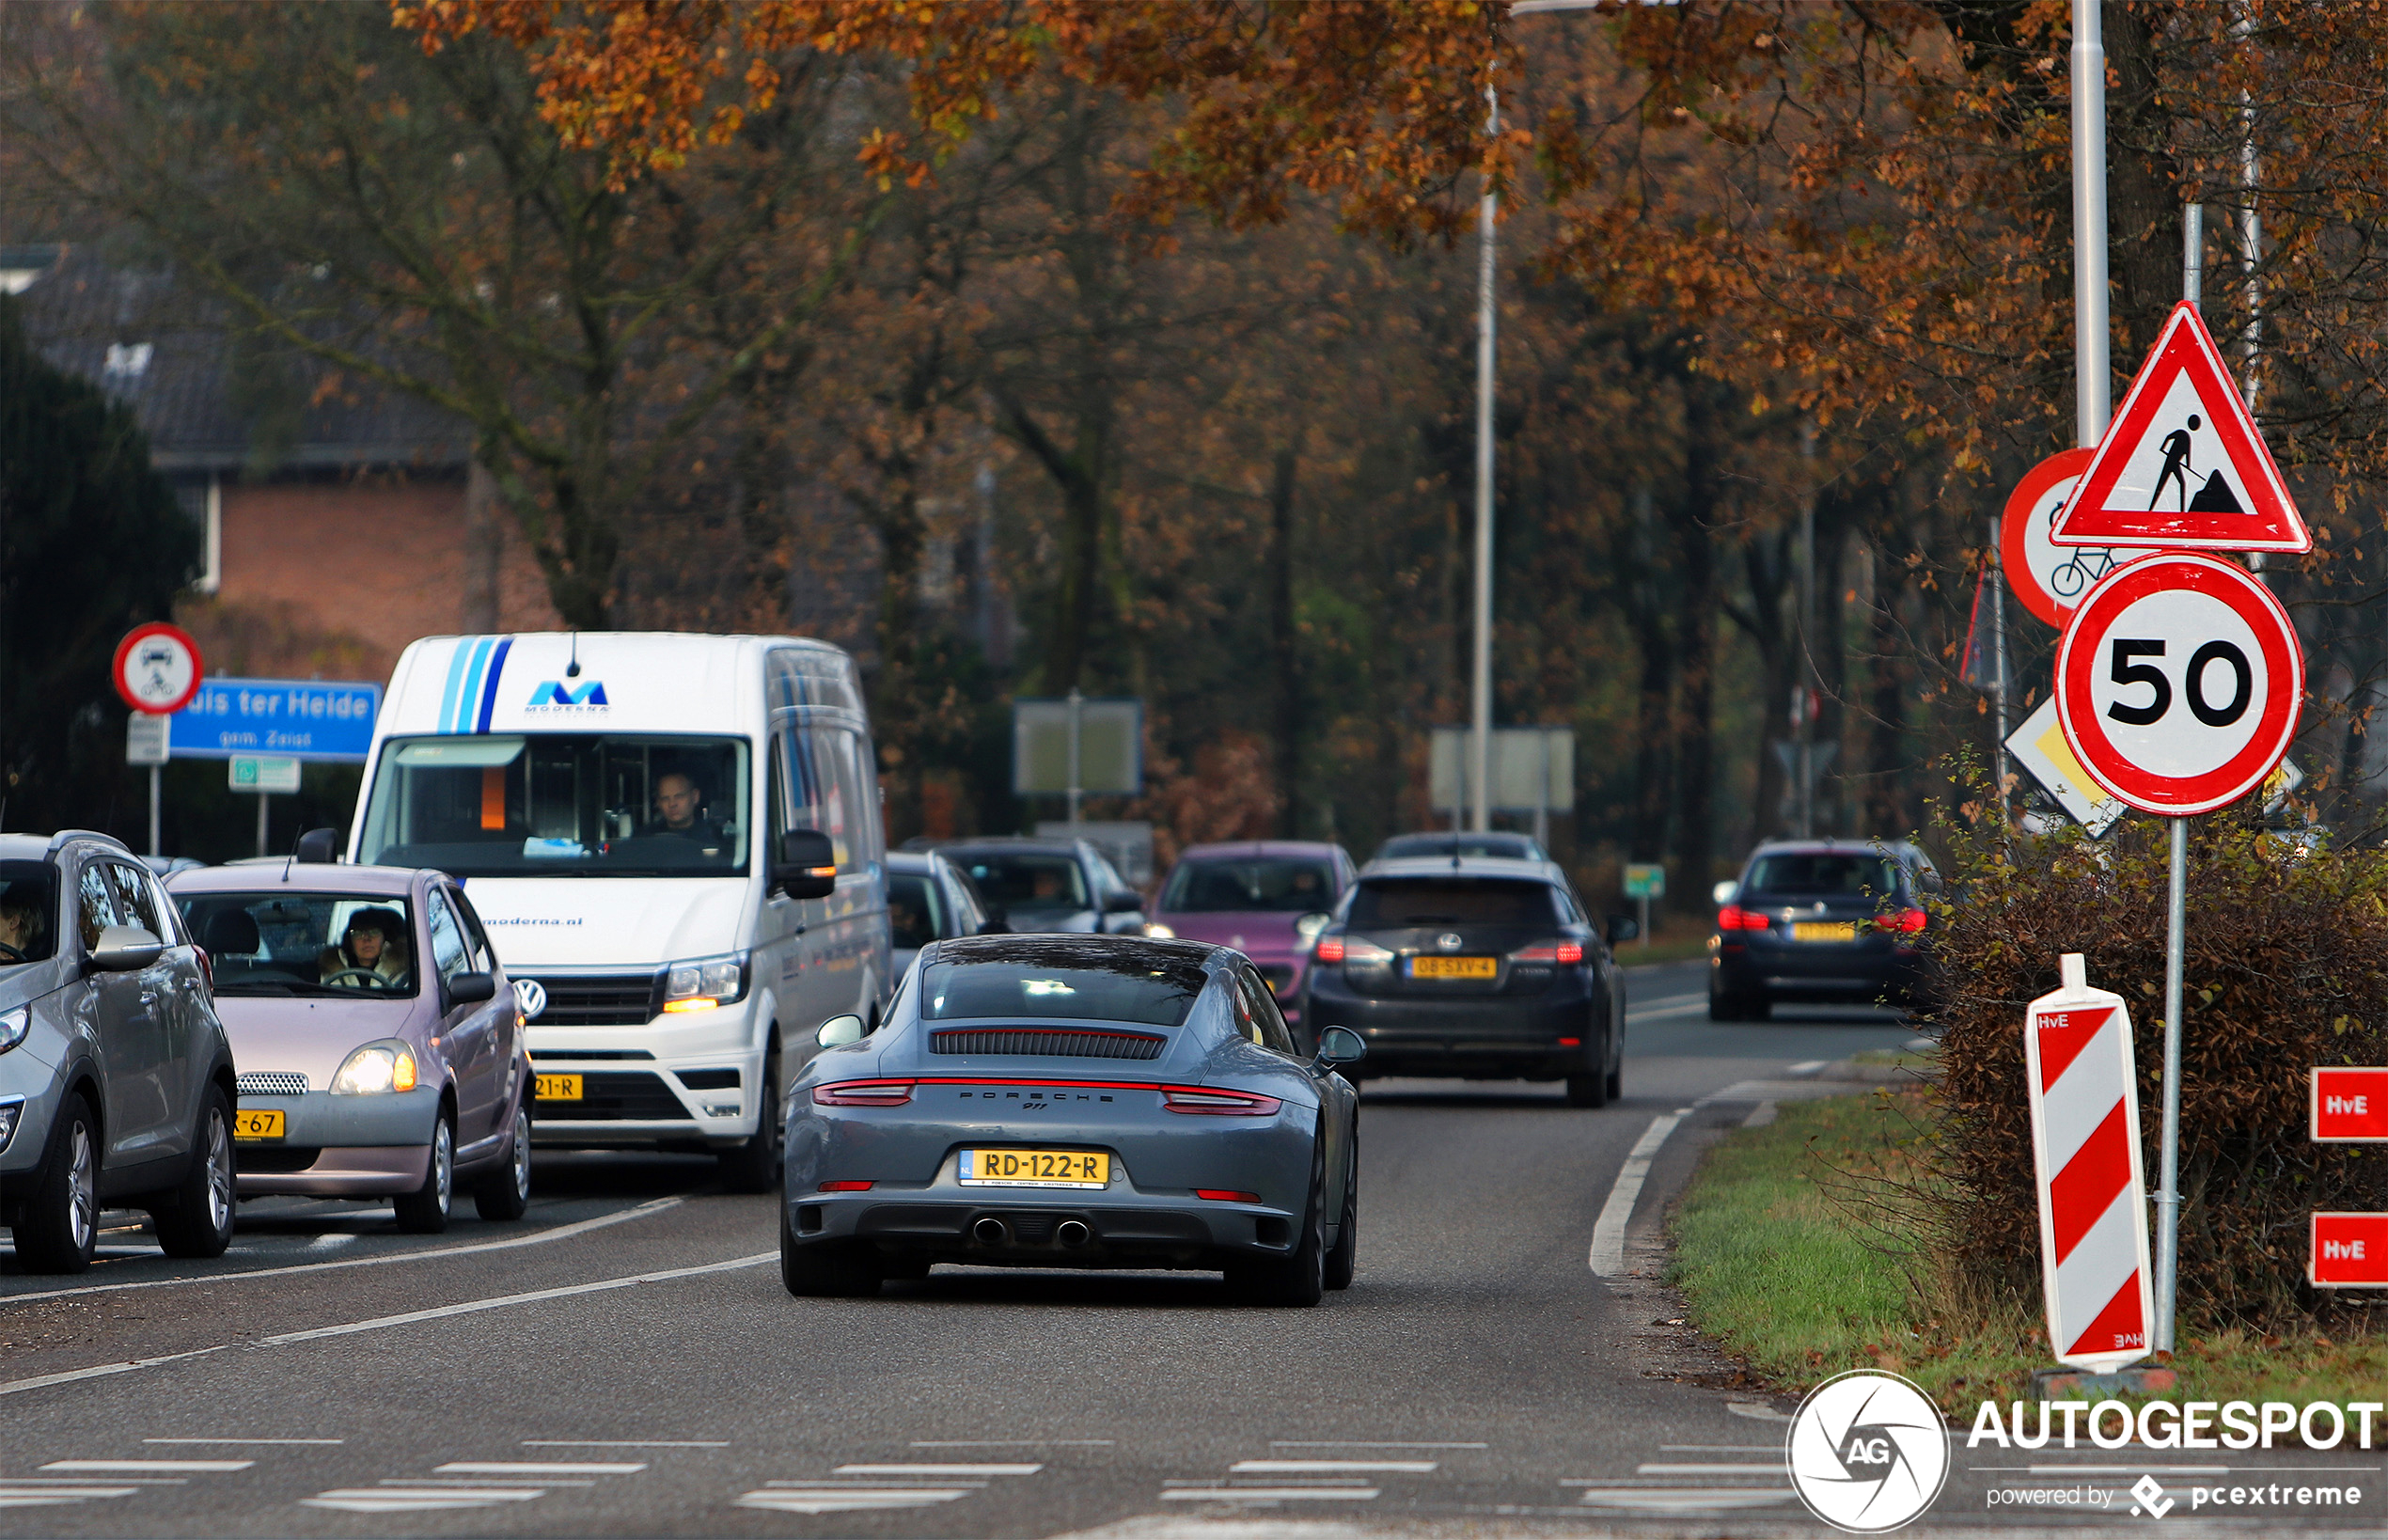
[781, 934, 1364, 1305]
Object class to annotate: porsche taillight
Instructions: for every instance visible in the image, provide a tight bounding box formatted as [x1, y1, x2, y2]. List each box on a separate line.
[812, 1079, 915, 1107]
[1161, 1086, 1283, 1116]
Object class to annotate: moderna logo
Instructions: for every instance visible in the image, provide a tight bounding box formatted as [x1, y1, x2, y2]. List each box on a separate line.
[527, 680, 608, 708]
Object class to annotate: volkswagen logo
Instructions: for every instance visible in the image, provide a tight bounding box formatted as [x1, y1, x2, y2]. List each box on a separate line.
[1437, 933, 1464, 952]
[512, 978, 548, 1021]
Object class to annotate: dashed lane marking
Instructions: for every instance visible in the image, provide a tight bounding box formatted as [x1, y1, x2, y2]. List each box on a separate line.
[911, 1439, 1111, 1448]
[1659, 1445, 1783, 1453]
[304, 1486, 545, 1515]
[1638, 1462, 1784, 1475]
[144, 1438, 342, 1446]
[1726, 1402, 1794, 1423]
[524, 1440, 728, 1449]
[39, 1460, 253, 1473]
[1, 1198, 682, 1305]
[738, 1485, 977, 1515]
[1786, 1060, 1828, 1076]
[0, 1485, 141, 1510]
[1160, 1485, 1379, 1502]
[1589, 1112, 1683, 1276]
[434, 1461, 648, 1476]
[1268, 1441, 1485, 1449]
[1572, 1488, 1797, 1513]
[1230, 1461, 1436, 1474]
[834, 1464, 1043, 1477]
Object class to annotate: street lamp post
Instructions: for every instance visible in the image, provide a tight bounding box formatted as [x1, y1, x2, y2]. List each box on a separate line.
[1468, 0, 1600, 835]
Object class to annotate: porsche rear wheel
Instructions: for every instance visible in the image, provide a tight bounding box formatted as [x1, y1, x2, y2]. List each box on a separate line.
[1323, 1150, 1357, 1293]
[1228, 1138, 1327, 1307]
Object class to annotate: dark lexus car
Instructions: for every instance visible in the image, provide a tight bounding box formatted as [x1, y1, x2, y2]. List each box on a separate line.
[783, 934, 1362, 1304]
[1298, 856, 1632, 1108]
[1707, 840, 1941, 1020]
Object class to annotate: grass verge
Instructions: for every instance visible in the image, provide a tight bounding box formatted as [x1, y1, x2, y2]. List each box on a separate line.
[1669, 1092, 2388, 1409]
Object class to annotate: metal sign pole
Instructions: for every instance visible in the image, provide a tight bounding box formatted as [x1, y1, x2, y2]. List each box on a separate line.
[1469, 85, 1499, 837]
[149, 766, 161, 858]
[2155, 817, 2188, 1350]
[1065, 688, 1084, 827]
[2072, 0, 2110, 450]
[256, 793, 269, 859]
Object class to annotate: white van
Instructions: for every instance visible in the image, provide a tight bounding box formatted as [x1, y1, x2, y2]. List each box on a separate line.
[349, 632, 891, 1190]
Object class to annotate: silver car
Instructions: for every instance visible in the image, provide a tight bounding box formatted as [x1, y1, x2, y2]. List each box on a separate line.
[0, 830, 239, 1273]
[166, 862, 532, 1233]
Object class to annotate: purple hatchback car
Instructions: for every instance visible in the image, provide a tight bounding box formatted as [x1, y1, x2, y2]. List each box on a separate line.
[166, 863, 532, 1233]
[1147, 841, 1356, 1041]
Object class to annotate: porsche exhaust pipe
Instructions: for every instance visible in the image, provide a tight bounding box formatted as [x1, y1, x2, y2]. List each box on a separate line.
[972, 1217, 1009, 1246]
[1055, 1219, 1092, 1249]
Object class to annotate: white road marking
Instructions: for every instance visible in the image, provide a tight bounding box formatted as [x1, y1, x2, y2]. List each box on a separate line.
[144, 1438, 342, 1446]
[1786, 1060, 1828, 1076]
[1725, 1402, 1794, 1423]
[1, 1198, 682, 1305]
[0, 1486, 140, 1508]
[1160, 1486, 1378, 1501]
[739, 1487, 975, 1514]
[1626, 1000, 1710, 1023]
[1230, 1460, 1435, 1473]
[834, 1463, 1041, 1476]
[1267, 1440, 1485, 1449]
[911, 1439, 1111, 1447]
[391, 1478, 595, 1488]
[523, 1440, 728, 1449]
[303, 1234, 360, 1251]
[1589, 1112, 1682, 1276]
[257, 1251, 773, 1346]
[39, 1460, 252, 1473]
[304, 1486, 545, 1513]
[1659, 1445, 1783, 1453]
[1741, 1101, 1778, 1128]
[1576, 1489, 1796, 1511]
[434, 1461, 647, 1475]
[1637, 1462, 1783, 1475]
[2, 1248, 769, 1401]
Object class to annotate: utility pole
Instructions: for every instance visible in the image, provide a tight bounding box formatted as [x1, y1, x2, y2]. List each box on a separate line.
[1797, 421, 1816, 838]
[1469, 83, 1498, 836]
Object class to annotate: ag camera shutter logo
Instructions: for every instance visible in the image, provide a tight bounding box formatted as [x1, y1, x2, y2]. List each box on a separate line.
[1787, 1370, 1950, 1532]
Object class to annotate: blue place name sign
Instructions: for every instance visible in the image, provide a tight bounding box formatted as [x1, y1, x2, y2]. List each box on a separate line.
[172, 678, 382, 762]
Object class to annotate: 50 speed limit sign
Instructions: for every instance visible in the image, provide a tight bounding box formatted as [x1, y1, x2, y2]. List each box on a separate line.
[2056, 553, 2302, 816]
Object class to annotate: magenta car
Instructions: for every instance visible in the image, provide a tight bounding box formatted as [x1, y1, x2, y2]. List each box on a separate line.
[165, 862, 532, 1234]
[1148, 841, 1356, 1040]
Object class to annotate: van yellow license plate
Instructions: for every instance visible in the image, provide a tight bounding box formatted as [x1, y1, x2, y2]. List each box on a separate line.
[958, 1150, 1109, 1189]
[535, 1074, 583, 1102]
[1792, 921, 1858, 943]
[1408, 956, 1497, 980]
[232, 1109, 285, 1141]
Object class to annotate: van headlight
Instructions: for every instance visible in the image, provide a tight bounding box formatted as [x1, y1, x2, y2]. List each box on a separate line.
[0, 1007, 26, 1056]
[663, 953, 746, 1014]
[331, 1040, 418, 1094]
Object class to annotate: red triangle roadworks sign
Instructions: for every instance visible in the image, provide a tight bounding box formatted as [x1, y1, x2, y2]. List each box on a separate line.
[2050, 301, 2311, 553]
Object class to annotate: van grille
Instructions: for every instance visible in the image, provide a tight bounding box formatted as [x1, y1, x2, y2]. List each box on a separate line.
[536, 1071, 690, 1121]
[929, 1028, 1165, 1061]
[521, 974, 659, 1027]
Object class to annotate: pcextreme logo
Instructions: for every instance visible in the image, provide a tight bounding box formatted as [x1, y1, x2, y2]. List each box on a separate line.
[1787, 1370, 1951, 1532]
[526, 680, 608, 710]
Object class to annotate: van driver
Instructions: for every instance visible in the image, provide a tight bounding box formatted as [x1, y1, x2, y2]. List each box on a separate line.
[650, 773, 726, 846]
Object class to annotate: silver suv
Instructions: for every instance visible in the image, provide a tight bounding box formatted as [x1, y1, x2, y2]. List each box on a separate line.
[0, 831, 238, 1272]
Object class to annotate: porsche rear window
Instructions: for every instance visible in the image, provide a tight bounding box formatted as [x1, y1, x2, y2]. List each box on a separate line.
[922, 956, 1205, 1027]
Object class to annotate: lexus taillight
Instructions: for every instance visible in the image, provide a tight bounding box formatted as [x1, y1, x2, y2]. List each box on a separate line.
[1717, 905, 1769, 932]
[813, 1079, 915, 1107]
[1509, 940, 1585, 965]
[1314, 935, 1344, 964]
[1162, 1086, 1283, 1116]
[1877, 907, 1928, 935]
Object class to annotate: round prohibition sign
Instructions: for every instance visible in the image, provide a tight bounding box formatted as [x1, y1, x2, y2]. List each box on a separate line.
[2056, 553, 2302, 815]
[111, 621, 203, 715]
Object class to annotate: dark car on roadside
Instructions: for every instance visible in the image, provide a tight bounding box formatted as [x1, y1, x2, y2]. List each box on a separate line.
[0, 830, 240, 1273]
[1706, 839, 1942, 1021]
[936, 837, 1146, 935]
[1298, 856, 1634, 1107]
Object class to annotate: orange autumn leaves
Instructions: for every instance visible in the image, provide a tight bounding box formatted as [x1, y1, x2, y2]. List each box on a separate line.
[392, 0, 1516, 244]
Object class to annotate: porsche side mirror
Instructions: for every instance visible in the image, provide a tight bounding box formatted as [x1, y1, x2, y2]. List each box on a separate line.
[816, 1014, 866, 1048]
[1316, 1026, 1366, 1066]
[774, 829, 837, 900]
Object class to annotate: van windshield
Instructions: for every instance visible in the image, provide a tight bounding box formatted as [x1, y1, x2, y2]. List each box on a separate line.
[358, 734, 750, 878]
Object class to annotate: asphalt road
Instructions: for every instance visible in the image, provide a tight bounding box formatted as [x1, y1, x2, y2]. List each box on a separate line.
[3, 960, 2367, 1536]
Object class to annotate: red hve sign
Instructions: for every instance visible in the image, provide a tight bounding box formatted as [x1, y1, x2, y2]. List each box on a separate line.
[2024, 955, 2155, 1373]
[2311, 1068, 2388, 1141]
[2311, 1214, 2388, 1288]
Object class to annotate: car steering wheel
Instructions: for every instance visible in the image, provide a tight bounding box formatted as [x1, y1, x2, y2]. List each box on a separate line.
[0, 942, 24, 964]
[322, 966, 386, 988]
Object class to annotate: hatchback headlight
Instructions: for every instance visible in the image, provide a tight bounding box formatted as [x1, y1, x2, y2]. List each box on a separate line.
[663, 953, 746, 1014]
[0, 1007, 25, 1057]
[331, 1040, 418, 1094]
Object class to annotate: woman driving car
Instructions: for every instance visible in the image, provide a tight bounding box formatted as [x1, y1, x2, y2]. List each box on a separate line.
[317, 906, 412, 989]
